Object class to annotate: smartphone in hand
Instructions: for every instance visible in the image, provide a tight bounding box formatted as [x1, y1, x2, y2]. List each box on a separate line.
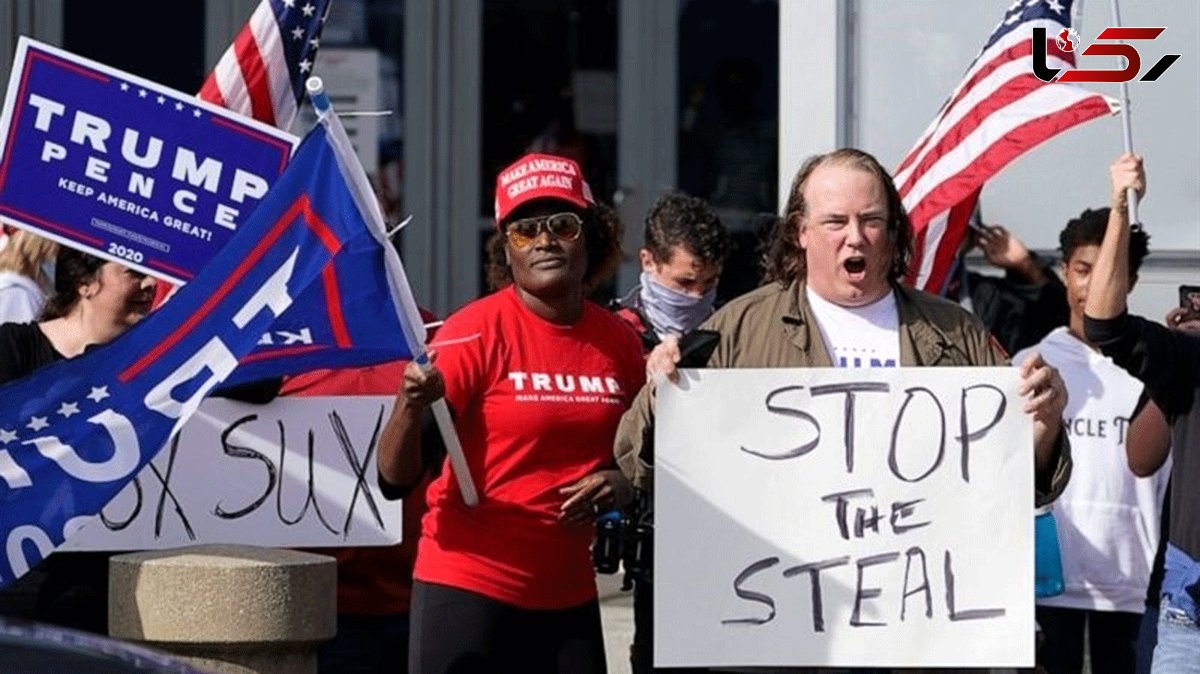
[1179, 285, 1200, 322]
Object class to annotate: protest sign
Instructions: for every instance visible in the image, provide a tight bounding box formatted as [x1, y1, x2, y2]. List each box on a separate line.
[655, 367, 1033, 668]
[63, 396, 401, 551]
[0, 38, 297, 283]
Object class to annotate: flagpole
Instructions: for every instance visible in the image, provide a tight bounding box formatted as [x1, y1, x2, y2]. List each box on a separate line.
[306, 77, 480, 508]
[1109, 0, 1140, 225]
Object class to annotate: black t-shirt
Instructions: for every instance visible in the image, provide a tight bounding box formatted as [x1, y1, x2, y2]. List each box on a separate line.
[0, 322, 111, 632]
[0, 322, 63, 386]
[1087, 313, 1200, 563]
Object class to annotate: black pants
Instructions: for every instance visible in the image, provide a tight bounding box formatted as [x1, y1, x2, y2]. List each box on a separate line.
[1036, 605, 1142, 674]
[0, 553, 110, 634]
[408, 580, 606, 674]
[632, 577, 653, 674]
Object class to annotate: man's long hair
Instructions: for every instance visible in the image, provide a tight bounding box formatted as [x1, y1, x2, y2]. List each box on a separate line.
[762, 148, 913, 286]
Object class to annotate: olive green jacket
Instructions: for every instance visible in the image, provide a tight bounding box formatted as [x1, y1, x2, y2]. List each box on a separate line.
[614, 279, 1072, 506]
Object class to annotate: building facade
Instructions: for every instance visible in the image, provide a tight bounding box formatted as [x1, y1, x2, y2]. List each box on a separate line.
[2, 0, 1195, 318]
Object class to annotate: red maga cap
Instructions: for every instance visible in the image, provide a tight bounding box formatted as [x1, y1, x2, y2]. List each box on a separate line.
[493, 153, 595, 226]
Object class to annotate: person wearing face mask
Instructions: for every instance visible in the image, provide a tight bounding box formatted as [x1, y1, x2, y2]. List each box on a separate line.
[0, 229, 59, 324]
[609, 192, 729, 674]
[612, 193, 730, 351]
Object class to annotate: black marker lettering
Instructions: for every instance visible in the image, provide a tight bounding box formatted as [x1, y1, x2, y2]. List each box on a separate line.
[851, 552, 899, 627]
[889, 499, 930, 535]
[889, 387, 946, 483]
[151, 434, 195, 540]
[214, 414, 278, 519]
[332, 407, 386, 535]
[854, 504, 883, 538]
[722, 557, 781, 626]
[783, 556, 850, 632]
[821, 489, 874, 540]
[901, 546, 932, 621]
[810, 382, 889, 473]
[944, 550, 1006, 621]
[276, 427, 339, 535]
[740, 386, 821, 461]
[100, 476, 143, 531]
[957, 384, 1006, 483]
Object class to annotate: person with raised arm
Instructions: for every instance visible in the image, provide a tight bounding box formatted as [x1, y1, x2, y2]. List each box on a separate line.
[1013, 205, 1170, 674]
[1084, 153, 1200, 669]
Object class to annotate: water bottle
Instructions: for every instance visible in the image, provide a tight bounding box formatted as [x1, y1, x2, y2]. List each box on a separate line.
[1034, 506, 1064, 598]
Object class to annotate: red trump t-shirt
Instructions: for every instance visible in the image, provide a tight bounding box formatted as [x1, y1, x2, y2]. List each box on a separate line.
[414, 285, 644, 609]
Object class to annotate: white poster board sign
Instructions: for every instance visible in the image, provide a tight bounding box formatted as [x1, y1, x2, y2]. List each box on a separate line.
[656, 368, 1034, 669]
[64, 396, 400, 551]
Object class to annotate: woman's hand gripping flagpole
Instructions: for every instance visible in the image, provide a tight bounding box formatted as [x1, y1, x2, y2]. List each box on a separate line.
[305, 77, 479, 507]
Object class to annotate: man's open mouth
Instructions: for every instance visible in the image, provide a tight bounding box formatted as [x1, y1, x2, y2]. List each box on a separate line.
[843, 257, 867, 275]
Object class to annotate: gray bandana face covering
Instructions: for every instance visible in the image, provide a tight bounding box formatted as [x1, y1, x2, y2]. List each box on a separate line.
[639, 270, 716, 337]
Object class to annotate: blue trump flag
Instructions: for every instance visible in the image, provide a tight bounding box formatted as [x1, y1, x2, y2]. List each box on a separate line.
[0, 115, 420, 584]
[222, 217, 419, 386]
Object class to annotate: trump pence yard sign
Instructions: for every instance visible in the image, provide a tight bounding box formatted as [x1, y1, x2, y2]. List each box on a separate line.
[0, 38, 296, 283]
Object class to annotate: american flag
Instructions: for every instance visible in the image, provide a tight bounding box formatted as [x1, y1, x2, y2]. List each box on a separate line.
[198, 0, 332, 131]
[154, 0, 331, 306]
[896, 0, 1119, 293]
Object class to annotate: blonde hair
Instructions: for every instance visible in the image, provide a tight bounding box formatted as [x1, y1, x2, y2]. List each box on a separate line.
[0, 229, 59, 283]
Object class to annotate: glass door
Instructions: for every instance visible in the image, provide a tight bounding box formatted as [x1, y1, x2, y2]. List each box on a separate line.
[478, 0, 621, 300]
[433, 0, 779, 314]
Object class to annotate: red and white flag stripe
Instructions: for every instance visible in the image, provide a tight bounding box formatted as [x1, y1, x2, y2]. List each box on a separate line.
[897, 10, 1118, 293]
[154, 0, 327, 305]
[199, 2, 297, 129]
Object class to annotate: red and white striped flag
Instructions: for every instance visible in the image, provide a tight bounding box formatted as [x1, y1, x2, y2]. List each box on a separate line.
[198, 0, 332, 132]
[896, 0, 1118, 293]
[155, 0, 332, 305]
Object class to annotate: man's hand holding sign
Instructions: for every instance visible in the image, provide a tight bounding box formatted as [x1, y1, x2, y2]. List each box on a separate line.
[613, 149, 1070, 669]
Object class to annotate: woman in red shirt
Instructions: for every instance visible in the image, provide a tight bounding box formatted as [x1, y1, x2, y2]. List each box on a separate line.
[379, 153, 644, 673]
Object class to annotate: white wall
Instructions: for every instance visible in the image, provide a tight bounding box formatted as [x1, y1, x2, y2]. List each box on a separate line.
[848, 0, 1199, 319]
[778, 0, 846, 209]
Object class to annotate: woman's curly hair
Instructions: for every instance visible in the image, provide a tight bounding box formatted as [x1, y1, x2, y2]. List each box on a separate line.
[484, 203, 625, 292]
[762, 148, 913, 286]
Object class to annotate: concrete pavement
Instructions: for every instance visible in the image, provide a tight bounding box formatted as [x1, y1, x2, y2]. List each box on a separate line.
[598, 573, 635, 674]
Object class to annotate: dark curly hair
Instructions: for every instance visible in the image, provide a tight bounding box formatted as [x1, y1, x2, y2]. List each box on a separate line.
[41, 246, 107, 320]
[484, 203, 625, 292]
[643, 192, 730, 266]
[1059, 207, 1150, 276]
[763, 148, 913, 286]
